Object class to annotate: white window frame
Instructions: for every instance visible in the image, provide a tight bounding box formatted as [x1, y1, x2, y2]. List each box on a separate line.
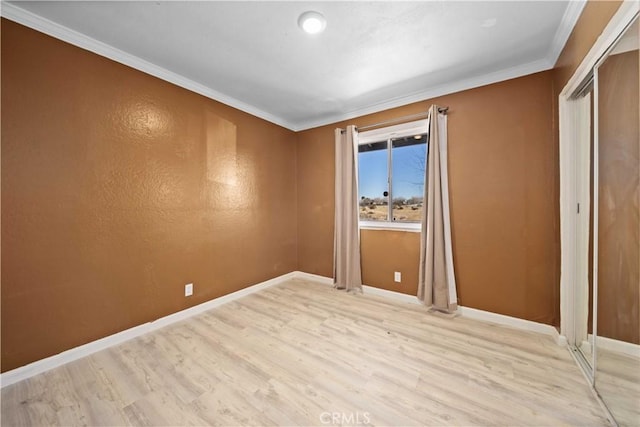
[358, 119, 428, 232]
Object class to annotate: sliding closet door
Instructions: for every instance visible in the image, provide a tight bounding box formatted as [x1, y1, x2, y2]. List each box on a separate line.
[572, 88, 594, 372]
[593, 16, 639, 427]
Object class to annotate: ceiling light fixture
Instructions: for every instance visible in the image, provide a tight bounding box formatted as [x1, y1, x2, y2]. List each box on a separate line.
[298, 11, 326, 34]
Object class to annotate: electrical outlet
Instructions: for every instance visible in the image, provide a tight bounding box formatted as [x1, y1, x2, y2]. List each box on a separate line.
[185, 283, 193, 297]
[394, 272, 401, 283]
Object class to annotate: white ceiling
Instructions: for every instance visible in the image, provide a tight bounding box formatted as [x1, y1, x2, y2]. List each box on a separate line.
[3, 1, 584, 131]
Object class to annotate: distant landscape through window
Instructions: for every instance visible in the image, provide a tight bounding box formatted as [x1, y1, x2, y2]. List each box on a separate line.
[358, 133, 427, 223]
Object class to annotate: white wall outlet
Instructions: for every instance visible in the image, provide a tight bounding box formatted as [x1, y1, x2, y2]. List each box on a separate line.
[394, 272, 401, 283]
[185, 283, 193, 297]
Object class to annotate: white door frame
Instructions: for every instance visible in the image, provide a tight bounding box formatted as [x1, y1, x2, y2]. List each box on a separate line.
[559, 0, 639, 355]
[573, 92, 591, 354]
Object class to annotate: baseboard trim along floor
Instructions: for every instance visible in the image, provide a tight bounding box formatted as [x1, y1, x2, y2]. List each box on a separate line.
[1, 271, 299, 387]
[582, 334, 640, 359]
[293, 272, 565, 346]
[3, 278, 610, 426]
[1, 270, 565, 387]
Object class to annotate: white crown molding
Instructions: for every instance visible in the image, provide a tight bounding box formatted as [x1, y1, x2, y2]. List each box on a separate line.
[547, 0, 588, 67]
[560, 0, 640, 98]
[0, 2, 296, 131]
[296, 57, 553, 131]
[3, 2, 561, 133]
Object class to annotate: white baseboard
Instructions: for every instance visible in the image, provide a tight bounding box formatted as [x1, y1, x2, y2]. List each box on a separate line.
[1, 272, 298, 388]
[362, 285, 422, 305]
[584, 334, 640, 359]
[294, 271, 421, 305]
[580, 339, 592, 355]
[295, 272, 564, 344]
[457, 306, 564, 344]
[292, 271, 334, 286]
[1, 270, 567, 387]
[556, 333, 568, 347]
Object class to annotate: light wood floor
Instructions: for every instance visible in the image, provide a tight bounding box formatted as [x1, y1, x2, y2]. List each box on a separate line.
[597, 348, 640, 427]
[2, 279, 609, 426]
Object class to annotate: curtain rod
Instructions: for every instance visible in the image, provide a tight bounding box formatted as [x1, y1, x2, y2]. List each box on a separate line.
[340, 107, 448, 133]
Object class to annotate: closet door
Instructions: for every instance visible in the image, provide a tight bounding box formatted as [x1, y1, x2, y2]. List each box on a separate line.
[593, 16, 639, 427]
[571, 86, 594, 374]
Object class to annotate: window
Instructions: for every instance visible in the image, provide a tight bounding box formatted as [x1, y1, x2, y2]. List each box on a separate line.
[358, 119, 428, 230]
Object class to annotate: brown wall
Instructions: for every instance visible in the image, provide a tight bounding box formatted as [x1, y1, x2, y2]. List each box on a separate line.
[298, 71, 558, 325]
[553, 1, 623, 92]
[1, 20, 298, 372]
[550, 0, 623, 329]
[360, 230, 420, 296]
[596, 49, 639, 344]
[1, 0, 628, 373]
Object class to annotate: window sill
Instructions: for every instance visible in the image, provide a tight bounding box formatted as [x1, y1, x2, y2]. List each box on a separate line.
[359, 221, 421, 233]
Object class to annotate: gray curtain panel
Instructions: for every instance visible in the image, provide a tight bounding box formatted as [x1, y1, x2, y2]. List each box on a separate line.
[418, 105, 458, 312]
[333, 125, 363, 292]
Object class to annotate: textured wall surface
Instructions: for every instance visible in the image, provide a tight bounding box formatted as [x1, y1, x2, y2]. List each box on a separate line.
[360, 230, 420, 296]
[1, 20, 298, 372]
[298, 71, 558, 325]
[1, 0, 628, 373]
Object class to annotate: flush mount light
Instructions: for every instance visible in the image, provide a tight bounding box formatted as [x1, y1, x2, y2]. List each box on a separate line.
[298, 11, 326, 34]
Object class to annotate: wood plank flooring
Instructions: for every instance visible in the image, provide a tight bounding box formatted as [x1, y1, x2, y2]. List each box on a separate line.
[597, 348, 640, 427]
[1, 279, 610, 426]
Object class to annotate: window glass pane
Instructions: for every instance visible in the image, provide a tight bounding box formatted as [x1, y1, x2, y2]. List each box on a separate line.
[391, 134, 427, 222]
[358, 140, 388, 221]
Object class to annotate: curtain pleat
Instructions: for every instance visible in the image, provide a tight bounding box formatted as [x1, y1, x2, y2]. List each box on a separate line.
[418, 105, 458, 312]
[333, 126, 363, 292]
